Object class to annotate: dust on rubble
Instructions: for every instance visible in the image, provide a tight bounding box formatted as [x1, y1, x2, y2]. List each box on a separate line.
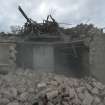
[0, 70, 105, 105]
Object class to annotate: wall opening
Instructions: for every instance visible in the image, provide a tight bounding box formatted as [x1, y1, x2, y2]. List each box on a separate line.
[54, 45, 89, 77]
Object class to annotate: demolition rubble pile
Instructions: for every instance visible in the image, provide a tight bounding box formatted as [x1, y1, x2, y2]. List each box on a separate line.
[64, 23, 104, 46]
[0, 70, 105, 105]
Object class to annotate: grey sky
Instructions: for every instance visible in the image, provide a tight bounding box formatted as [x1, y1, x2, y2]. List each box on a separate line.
[0, 0, 105, 32]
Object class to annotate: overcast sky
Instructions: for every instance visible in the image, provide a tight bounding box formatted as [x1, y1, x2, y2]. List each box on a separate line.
[0, 0, 105, 32]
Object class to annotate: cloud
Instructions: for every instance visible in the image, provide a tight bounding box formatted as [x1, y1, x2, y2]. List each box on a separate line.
[0, 0, 105, 32]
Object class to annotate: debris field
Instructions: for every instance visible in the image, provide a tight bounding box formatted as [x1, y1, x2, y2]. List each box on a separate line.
[0, 70, 105, 105]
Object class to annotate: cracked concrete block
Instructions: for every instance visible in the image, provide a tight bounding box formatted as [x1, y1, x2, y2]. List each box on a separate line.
[91, 88, 99, 94]
[37, 83, 47, 89]
[93, 97, 101, 104]
[0, 98, 10, 105]
[7, 102, 19, 105]
[19, 92, 29, 102]
[46, 90, 58, 99]
[93, 82, 105, 90]
[83, 91, 93, 105]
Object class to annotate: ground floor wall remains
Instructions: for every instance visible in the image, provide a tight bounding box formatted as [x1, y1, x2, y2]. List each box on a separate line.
[89, 32, 105, 83]
[0, 43, 16, 73]
[16, 43, 89, 77]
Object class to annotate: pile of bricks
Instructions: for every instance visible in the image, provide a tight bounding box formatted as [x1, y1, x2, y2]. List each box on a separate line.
[0, 70, 105, 105]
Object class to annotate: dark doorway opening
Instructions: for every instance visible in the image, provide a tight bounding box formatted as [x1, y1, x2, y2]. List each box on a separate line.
[54, 44, 89, 78]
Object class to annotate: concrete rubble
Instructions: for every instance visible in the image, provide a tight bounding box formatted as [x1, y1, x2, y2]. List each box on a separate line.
[0, 70, 105, 105]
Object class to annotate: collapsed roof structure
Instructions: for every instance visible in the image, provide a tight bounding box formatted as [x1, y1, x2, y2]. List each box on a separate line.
[18, 6, 59, 35]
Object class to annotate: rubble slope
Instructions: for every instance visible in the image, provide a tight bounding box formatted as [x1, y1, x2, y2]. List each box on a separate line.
[0, 70, 105, 105]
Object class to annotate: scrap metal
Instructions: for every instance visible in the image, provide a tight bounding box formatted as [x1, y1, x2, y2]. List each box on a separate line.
[18, 6, 59, 35]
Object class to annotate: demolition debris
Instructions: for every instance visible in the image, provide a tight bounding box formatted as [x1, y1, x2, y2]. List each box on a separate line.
[18, 6, 59, 35]
[0, 6, 105, 105]
[0, 70, 105, 105]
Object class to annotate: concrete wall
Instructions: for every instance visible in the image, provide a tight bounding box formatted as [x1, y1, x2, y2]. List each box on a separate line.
[33, 45, 54, 72]
[89, 31, 105, 83]
[16, 43, 90, 77]
[16, 44, 33, 69]
[16, 44, 54, 72]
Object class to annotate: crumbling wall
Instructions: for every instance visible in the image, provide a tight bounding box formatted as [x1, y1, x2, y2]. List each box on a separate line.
[16, 43, 54, 72]
[89, 30, 105, 83]
[16, 43, 33, 69]
[0, 43, 16, 74]
[1, 24, 105, 83]
[69, 24, 105, 83]
[16, 42, 89, 77]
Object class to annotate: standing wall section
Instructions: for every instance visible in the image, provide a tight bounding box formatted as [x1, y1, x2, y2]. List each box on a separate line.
[89, 31, 105, 83]
[16, 43, 54, 72]
[0, 43, 16, 73]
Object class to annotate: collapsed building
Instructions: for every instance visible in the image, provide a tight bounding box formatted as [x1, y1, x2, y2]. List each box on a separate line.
[0, 6, 105, 84]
